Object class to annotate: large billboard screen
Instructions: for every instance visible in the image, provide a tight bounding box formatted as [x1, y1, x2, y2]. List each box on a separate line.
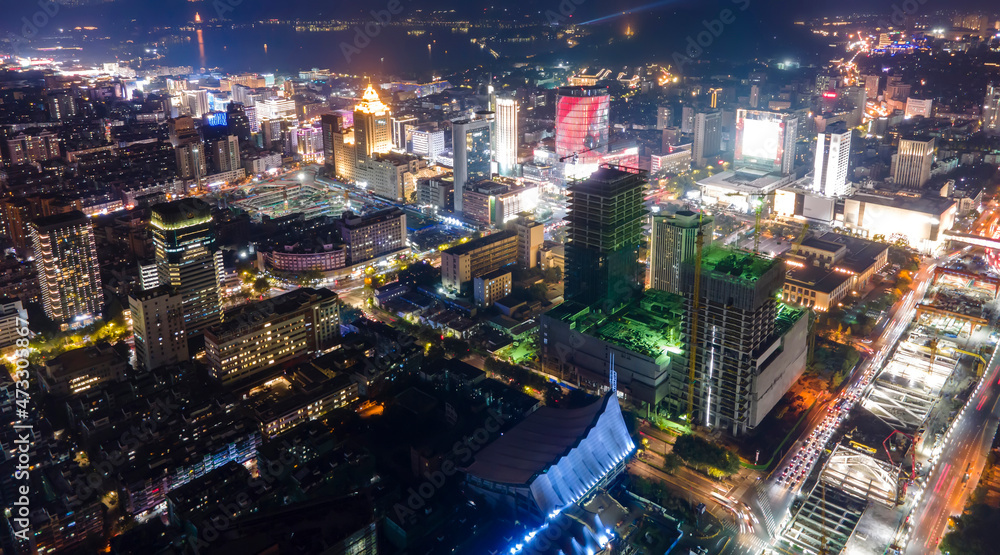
[555, 89, 609, 163]
[735, 110, 786, 172]
[741, 119, 780, 162]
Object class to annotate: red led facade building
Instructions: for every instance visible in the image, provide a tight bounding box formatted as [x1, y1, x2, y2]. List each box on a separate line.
[555, 86, 610, 163]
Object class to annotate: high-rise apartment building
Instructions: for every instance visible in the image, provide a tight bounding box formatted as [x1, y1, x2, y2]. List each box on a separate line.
[494, 96, 519, 177]
[452, 117, 493, 214]
[208, 135, 240, 173]
[175, 142, 207, 183]
[151, 199, 224, 338]
[555, 86, 609, 163]
[692, 110, 722, 168]
[30, 211, 104, 327]
[6, 131, 61, 165]
[892, 136, 935, 188]
[648, 210, 714, 294]
[863, 74, 880, 100]
[656, 105, 673, 130]
[984, 83, 1000, 133]
[353, 85, 392, 164]
[130, 286, 189, 372]
[564, 166, 647, 311]
[184, 90, 210, 118]
[814, 122, 852, 197]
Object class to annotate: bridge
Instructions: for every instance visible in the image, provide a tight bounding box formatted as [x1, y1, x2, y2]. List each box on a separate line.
[943, 230, 1000, 251]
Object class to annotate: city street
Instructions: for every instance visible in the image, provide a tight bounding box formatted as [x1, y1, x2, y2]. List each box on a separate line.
[904, 344, 1000, 555]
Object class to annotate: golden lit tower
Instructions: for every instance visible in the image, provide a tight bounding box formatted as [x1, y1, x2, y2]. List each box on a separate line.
[353, 84, 392, 164]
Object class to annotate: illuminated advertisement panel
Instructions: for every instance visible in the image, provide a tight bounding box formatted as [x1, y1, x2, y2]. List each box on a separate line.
[734, 110, 785, 172]
[555, 87, 609, 163]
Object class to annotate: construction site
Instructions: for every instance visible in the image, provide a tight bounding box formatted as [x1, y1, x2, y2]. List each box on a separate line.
[776, 247, 1000, 555]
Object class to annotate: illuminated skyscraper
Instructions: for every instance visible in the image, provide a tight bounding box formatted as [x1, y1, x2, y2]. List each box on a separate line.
[151, 199, 224, 338]
[649, 210, 714, 294]
[892, 136, 935, 188]
[692, 110, 722, 168]
[984, 83, 1000, 133]
[30, 211, 104, 327]
[391, 115, 417, 150]
[130, 286, 188, 372]
[452, 117, 492, 215]
[814, 122, 852, 197]
[555, 86, 609, 163]
[565, 166, 647, 311]
[353, 84, 392, 164]
[494, 96, 519, 176]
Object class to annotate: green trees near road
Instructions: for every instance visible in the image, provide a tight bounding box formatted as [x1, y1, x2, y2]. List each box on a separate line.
[939, 504, 1000, 555]
[672, 434, 741, 475]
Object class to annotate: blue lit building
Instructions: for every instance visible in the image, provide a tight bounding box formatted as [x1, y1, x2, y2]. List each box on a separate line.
[464, 392, 634, 523]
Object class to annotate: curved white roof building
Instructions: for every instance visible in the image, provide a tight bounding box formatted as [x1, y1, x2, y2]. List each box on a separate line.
[464, 392, 634, 521]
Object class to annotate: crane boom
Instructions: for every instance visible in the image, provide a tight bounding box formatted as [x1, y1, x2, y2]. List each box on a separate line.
[686, 214, 704, 423]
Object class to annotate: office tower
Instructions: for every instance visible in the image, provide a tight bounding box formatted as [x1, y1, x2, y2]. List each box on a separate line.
[231, 83, 251, 105]
[168, 116, 200, 147]
[244, 105, 259, 134]
[649, 210, 714, 294]
[680, 247, 792, 435]
[226, 102, 251, 143]
[130, 286, 189, 372]
[656, 105, 673, 130]
[441, 230, 518, 292]
[204, 288, 340, 384]
[208, 135, 240, 173]
[354, 84, 392, 164]
[259, 97, 296, 120]
[175, 142, 207, 182]
[681, 106, 695, 133]
[734, 109, 798, 175]
[151, 199, 224, 338]
[495, 96, 519, 176]
[892, 137, 935, 188]
[709, 87, 722, 109]
[749, 84, 760, 108]
[335, 208, 407, 265]
[814, 122, 852, 197]
[30, 211, 104, 327]
[452, 117, 493, 214]
[863, 74, 880, 100]
[555, 86, 610, 162]
[391, 115, 418, 150]
[410, 127, 446, 162]
[321, 113, 343, 171]
[564, 166, 647, 311]
[692, 110, 722, 168]
[984, 83, 1000, 133]
[184, 90, 210, 118]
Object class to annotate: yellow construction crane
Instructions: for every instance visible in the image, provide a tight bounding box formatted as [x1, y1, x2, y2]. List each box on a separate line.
[820, 482, 829, 555]
[751, 192, 777, 254]
[686, 211, 705, 424]
[791, 223, 810, 257]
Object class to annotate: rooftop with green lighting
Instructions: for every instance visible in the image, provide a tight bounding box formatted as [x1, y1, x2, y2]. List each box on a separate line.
[696, 245, 781, 282]
[550, 290, 685, 361]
